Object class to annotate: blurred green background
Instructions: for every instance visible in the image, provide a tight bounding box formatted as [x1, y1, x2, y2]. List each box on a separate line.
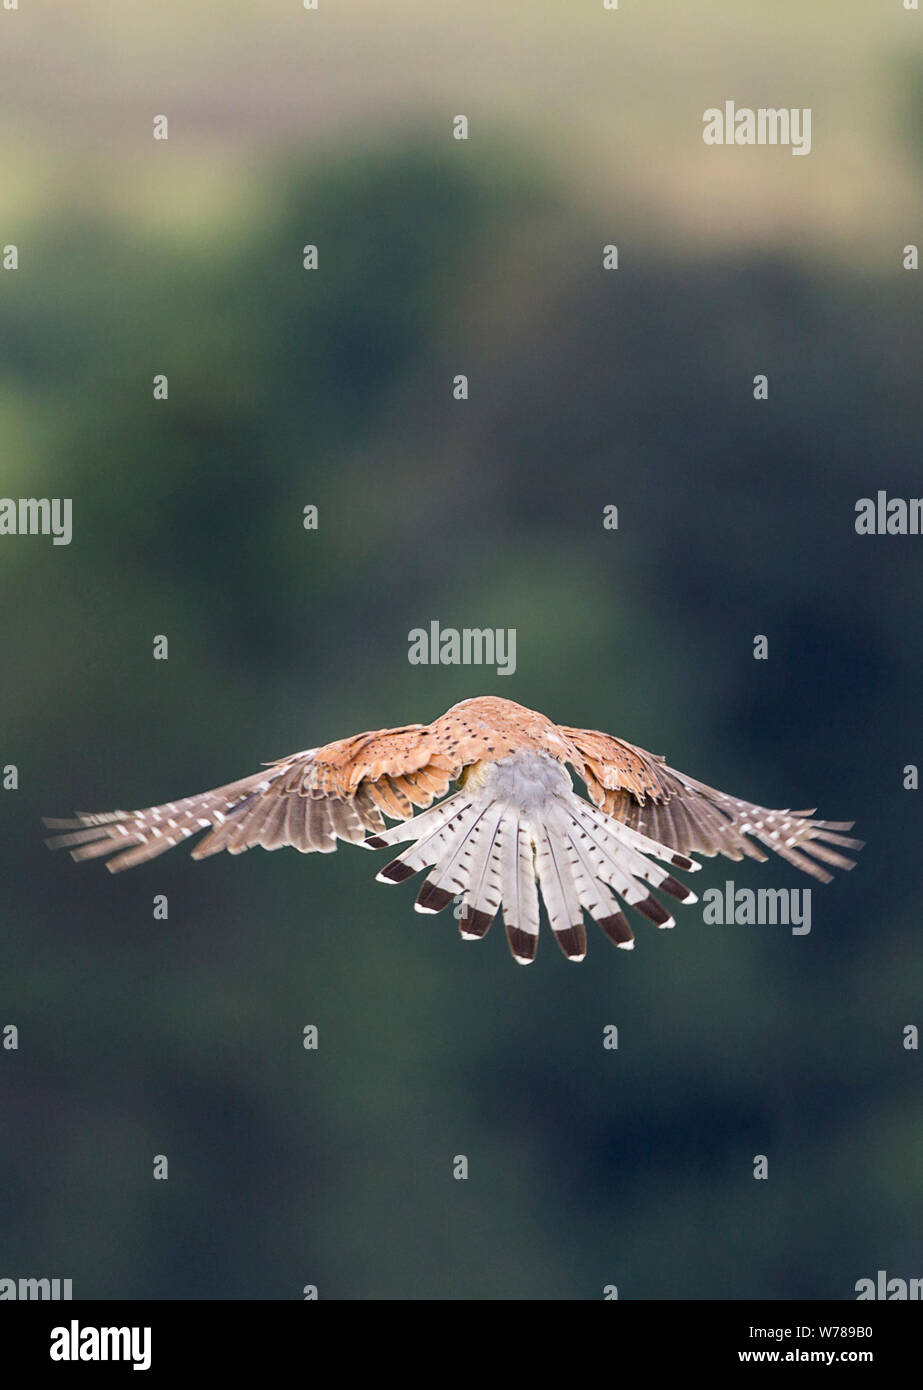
[1, 1, 922, 1299]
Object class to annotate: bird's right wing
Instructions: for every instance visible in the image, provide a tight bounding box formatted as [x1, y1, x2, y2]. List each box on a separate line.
[43, 722, 464, 873]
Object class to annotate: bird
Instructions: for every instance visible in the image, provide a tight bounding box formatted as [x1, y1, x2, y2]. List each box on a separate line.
[43, 696, 862, 964]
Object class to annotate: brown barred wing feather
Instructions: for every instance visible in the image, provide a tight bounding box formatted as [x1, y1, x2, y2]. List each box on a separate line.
[43, 721, 466, 874]
[558, 726, 863, 885]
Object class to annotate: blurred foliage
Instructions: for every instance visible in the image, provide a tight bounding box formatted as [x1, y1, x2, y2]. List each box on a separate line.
[1, 136, 922, 1300]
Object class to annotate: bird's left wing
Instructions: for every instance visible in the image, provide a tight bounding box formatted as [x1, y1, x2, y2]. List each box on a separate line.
[43, 723, 463, 873]
[558, 725, 863, 884]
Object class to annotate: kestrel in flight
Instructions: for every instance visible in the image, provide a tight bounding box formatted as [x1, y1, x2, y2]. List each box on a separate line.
[44, 696, 861, 964]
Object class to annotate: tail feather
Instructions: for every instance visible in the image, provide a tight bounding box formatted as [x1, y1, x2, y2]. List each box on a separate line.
[575, 799, 702, 880]
[415, 801, 505, 918]
[548, 805, 634, 950]
[562, 803, 686, 927]
[501, 818, 541, 963]
[534, 824, 587, 960]
[371, 792, 476, 882]
[456, 809, 507, 940]
[364, 789, 470, 853]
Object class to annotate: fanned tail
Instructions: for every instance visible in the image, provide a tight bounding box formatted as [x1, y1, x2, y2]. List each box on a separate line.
[364, 752, 701, 963]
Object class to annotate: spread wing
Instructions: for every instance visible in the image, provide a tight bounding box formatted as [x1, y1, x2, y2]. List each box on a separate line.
[43, 723, 465, 873]
[558, 726, 863, 884]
